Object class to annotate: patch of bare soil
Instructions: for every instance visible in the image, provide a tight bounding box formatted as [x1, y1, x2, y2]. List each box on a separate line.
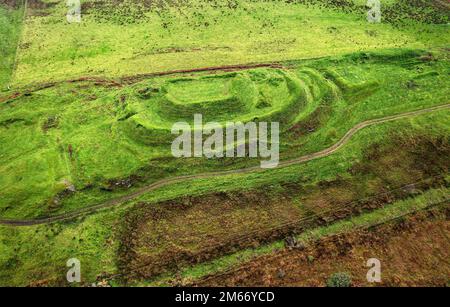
[116, 134, 449, 283]
[196, 204, 450, 287]
[117, 189, 305, 282]
[28, 0, 50, 9]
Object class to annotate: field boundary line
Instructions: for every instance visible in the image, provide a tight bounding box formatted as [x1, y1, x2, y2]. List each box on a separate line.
[0, 62, 282, 100]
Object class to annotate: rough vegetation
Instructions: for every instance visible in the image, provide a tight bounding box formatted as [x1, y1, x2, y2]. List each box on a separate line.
[116, 131, 450, 282]
[194, 202, 450, 287]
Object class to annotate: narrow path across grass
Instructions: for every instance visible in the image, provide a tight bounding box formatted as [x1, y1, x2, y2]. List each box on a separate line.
[0, 103, 448, 227]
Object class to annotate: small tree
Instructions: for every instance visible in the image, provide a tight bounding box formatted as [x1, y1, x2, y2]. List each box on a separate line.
[326, 272, 352, 287]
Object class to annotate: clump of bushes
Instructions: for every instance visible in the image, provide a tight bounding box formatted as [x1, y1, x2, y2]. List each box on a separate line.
[326, 272, 352, 287]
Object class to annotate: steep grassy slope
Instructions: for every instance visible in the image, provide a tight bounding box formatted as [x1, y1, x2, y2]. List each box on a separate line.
[1, 49, 449, 219]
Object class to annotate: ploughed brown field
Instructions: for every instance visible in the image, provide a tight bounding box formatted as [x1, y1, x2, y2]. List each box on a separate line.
[195, 204, 450, 287]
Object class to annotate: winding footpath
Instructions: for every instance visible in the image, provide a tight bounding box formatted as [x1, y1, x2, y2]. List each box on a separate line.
[0, 103, 449, 227]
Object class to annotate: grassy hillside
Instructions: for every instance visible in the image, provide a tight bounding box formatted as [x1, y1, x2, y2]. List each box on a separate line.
[0, 107, 449, 286]
[0, 0, 448, 287]
[1, 49, 449, 219]
[11, 0, 449, 87]
[0, 1, 25, 90]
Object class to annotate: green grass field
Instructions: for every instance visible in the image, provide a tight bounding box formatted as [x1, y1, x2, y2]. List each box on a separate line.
[1, 48, 448, 219]
[0, 0, 448, 286]
[0, 1, 25, 90]
[10, 0, 449, 87]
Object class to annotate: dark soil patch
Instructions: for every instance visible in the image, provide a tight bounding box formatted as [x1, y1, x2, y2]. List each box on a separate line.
[102, 175, 142, 191]
[117, 189, 304, 283]
[294, 0, 361, 15]
[195, 203, 450, 286]
[116, 133, 450, 283]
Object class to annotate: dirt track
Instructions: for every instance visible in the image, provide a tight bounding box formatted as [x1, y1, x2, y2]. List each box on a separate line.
[0, 103, 448, 227]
